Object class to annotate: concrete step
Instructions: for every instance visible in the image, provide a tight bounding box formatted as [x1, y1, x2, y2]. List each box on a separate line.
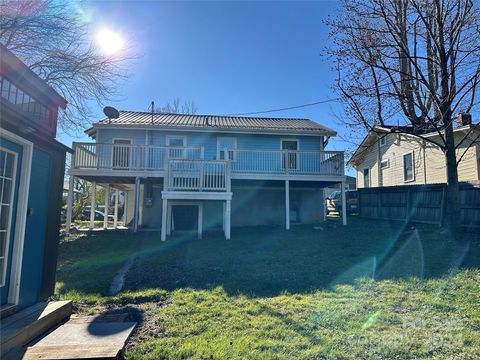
[0, 301, 72, 356]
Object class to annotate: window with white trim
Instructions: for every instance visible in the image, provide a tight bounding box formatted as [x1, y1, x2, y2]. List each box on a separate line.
[217, 137, 237, 161]
[379, 136, 387, 147]
[363, 167, 370, 188]
[380, 159, 390, 169]
[403, 152, 415, 182]
[0, 148, 17, 286]
[166, 136, 187, 159]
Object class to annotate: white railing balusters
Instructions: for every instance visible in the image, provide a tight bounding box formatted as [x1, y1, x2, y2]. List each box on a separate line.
[71, 143, 345, 178]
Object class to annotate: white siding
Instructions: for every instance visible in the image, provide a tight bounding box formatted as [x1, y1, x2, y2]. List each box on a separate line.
[355, 131, 479, 188]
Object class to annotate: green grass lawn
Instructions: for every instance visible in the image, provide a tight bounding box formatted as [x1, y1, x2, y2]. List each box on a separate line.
[55, 218, 480, 359]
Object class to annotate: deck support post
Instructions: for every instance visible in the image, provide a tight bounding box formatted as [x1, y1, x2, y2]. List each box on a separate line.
[222, 201, 226, 232]
[133, 177, 140, 232]
[285, 180, 290, 230]
[225, 199, 231, 240]
[90, 181, 96, 230]
[322, 188, 327, 222]
[103, 185, 110, 229]
[161, 198, 168, 241]
[114, 189, 119, 228]
[198, 202, 203, 240]
[341, 181, 347, 225]
[65, 175, 74, 234]
[166, 204, 172, 236]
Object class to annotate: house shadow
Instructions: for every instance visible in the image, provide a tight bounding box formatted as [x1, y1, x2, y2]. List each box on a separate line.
[124, 218, 480, 297]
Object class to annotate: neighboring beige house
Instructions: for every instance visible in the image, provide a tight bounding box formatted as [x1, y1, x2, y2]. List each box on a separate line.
[348, 114, 480, 188]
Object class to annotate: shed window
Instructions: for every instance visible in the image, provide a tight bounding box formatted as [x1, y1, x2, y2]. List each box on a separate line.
[403, 152, 414, 182]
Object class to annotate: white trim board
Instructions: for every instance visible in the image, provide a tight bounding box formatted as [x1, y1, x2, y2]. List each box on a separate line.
[0, 128, 33, 306]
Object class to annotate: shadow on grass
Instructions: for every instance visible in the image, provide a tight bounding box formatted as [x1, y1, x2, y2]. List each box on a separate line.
[120, 218, 480, 297]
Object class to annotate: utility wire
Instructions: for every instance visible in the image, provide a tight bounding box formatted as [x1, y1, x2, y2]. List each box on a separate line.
[224, 97, 342, 116]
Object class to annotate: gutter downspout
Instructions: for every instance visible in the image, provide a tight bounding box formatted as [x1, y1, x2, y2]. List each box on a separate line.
[423, 140, 427, 184]
[377, 136, 382, 187]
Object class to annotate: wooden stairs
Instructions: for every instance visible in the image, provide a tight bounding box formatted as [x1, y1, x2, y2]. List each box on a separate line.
[1, 301, 72, 357]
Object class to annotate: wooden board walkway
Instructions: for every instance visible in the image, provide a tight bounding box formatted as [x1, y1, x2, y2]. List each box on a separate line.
[22, 314, 136, 359]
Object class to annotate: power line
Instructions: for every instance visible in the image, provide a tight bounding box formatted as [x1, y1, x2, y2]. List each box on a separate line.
[224, 97, 342, 116]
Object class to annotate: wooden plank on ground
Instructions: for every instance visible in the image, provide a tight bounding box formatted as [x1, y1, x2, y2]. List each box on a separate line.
[1, 301, 72, 355]
[23, 345, 120, 359]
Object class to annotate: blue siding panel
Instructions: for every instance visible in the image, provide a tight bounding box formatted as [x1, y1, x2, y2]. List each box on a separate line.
[94, 129, 323, 172]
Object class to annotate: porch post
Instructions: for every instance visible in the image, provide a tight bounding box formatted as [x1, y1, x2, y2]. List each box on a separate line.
[90, 181, 96, 230]
[161, 198, 168, 241]
[65, 175, 74, 234]
[114, 189, 119, 228]
[341, 181, 347, 225]
[285, 180, 290, 230]
[166, 204, 172, 236]
[103, 185, 110, 229]
[133, 177, 140, 232]
[198, 202, 203, 240]
[225, 199, 231, 240]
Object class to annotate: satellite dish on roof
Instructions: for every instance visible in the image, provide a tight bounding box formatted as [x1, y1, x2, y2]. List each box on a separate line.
[103, 106, 120, 123]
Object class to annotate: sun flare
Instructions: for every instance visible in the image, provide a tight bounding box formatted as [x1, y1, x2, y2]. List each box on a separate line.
[96, 28, 124, 55]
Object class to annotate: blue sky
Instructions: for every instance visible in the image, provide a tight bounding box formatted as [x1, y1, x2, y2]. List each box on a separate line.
[60, 1, 353, 153]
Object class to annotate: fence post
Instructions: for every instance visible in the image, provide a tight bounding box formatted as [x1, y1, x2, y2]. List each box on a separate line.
[405, 187, 411, 222]
[377, 189, 381, 219]
[439, 185, 446, 226]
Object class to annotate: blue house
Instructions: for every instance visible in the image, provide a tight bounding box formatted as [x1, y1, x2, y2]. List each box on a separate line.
[66, 111, 347, 240]
[0, 45, 69, 314]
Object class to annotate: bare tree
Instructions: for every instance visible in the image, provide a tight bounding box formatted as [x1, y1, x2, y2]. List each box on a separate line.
[327, 0, 480, 231]
[0, 0, 135, 133]
[155, 97, 198, 114]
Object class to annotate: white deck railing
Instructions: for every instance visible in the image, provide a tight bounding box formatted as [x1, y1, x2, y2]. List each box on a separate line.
[166, 159, 230, 192]
[230, 149, 344, 176]
[73, 142, 202, 171]
[72, 143, 344, 179]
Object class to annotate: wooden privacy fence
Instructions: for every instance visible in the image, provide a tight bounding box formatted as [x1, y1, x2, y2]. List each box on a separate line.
[358, 183, 480, 228]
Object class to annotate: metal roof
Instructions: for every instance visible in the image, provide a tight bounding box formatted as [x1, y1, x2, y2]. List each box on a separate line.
[89, 111, 336, 135]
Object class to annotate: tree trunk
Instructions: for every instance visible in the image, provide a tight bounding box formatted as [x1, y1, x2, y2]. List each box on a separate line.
[443, 115, 460, 233]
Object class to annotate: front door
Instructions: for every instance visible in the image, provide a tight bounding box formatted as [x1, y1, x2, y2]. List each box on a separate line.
[281, 140, 298, 170]
[112, 139, 131, 169]
[0, 139, 22, 305]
